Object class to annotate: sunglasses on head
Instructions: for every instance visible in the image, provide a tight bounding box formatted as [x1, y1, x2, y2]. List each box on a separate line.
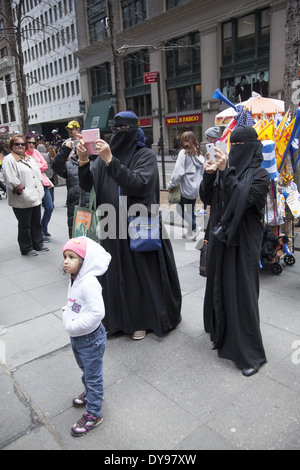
[14, 143, 26, 147]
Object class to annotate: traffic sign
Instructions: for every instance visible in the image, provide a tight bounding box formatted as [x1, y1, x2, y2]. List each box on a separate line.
[144, 71, 159, 84]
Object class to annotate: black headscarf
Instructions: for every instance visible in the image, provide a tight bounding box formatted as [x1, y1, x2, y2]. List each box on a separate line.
[109, 111, 139, 167]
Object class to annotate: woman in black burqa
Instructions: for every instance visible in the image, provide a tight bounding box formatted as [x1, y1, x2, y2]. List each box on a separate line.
[77, 111, 182, 340]
[200, 125, 270, 376]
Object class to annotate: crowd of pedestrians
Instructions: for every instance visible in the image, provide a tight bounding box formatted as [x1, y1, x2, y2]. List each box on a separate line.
[1, 113, 269, 437]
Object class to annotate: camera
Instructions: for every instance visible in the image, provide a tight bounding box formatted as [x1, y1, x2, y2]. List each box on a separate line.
[211, 223, 228, 243]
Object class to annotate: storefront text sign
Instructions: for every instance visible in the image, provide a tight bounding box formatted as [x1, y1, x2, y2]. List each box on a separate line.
[165, 113, 202, 126]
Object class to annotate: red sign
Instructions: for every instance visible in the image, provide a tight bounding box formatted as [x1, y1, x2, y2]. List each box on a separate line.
[144, 72, 159, 84]
[165, 113, 202, 126]
[0, 126, 9, 134]
[138, 118, 152, 127]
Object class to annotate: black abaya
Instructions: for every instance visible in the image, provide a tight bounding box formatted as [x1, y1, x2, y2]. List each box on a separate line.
[79, 146, 182, 337]
[200, 126, 270, 369]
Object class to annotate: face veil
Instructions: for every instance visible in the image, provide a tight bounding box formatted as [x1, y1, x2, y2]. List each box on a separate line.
[109, 112, 139, 166]
[229, 125, 263, 179]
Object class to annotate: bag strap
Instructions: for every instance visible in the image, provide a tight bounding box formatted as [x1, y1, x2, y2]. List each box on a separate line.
[118, 186, 128, 216]
[89, 186, 97, 211]
[204, 219, 210, 242]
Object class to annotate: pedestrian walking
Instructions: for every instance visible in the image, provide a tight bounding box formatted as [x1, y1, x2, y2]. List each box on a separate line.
[168, 131, 204, 240]
[77, 110, 182, 340]
[200, 125, 270, 376]
[195, 126, 220, 217]
[2, 134, 48, 256]
[62, 236, 111, 437]
[25, 135, 54, 239]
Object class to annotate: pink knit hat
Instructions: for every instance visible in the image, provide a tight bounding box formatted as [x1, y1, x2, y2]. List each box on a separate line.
[62, 237, 87, 259]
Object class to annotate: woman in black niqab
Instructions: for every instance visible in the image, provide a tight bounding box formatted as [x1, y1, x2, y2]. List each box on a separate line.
[78, 111, 182, 339]
[200, 125, 270, 376]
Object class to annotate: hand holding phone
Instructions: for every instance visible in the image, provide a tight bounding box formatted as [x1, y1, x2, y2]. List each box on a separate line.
[206, 143, 216, 163]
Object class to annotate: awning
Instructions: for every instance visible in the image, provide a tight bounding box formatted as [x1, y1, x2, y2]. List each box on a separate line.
[83, 100, 114, 132]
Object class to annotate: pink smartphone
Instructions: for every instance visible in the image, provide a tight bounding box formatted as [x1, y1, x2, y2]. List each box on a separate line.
[82, 128, 100, 154]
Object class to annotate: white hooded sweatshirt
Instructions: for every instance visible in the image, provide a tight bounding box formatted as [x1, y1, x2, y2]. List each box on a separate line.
[63, 238, 111, 337]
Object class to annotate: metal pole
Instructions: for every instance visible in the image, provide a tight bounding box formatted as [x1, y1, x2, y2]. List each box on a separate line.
[157, 72, 166, 188]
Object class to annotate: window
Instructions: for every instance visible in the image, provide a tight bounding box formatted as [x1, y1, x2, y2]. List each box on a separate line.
[87, 0, 107, 44]
[1, 103, 8, 122]
[1, 46, 8, 58]
[166, 0, 191, 9]
[260, 9, 271, 47]
[166, 32, 200, 78]
[167, 85, 201, 113]
[220, 8, 270, 101]
[122, 0, 146, 29]
[126, 94, 152, 117]
[5, 75, 12, 95]
[222, 22, 232, 57]
[237, 13, 255, 53]
[91, 62, 111, 99]
[9, 101, 16, 121]
[124, 50, 150, 88]
[221, 8, 270, 63]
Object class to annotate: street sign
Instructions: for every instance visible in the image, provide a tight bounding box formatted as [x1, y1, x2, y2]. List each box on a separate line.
[144, 71, 158, 84]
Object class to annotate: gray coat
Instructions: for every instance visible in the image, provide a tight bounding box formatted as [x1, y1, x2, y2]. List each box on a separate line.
[168, 149, 204, 199]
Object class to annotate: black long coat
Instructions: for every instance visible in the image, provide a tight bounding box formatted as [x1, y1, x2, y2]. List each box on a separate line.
[200, 166, 269, 369]
[79, 147, 182, 336]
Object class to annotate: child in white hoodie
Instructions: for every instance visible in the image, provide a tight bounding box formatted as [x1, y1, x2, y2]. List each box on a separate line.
[62, 236, 111, 437]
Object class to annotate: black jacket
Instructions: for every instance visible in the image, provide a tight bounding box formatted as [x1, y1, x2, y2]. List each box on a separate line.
[52, 145, 89, 236]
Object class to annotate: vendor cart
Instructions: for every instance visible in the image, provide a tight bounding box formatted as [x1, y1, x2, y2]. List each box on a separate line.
[212, 89, 300, 275]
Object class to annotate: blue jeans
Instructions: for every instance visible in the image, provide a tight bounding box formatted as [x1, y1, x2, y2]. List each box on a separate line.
[41, 187, 54, 235]
[70, 323, 106, 418]
[177, 196, 197, 233]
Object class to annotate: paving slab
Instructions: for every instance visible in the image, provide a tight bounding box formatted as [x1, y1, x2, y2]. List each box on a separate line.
[0, 185, 299, 451]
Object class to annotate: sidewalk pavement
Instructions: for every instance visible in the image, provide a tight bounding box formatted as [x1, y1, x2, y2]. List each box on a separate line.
[0, 185, 299, 451]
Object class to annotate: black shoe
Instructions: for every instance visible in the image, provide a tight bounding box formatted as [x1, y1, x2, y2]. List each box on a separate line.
[242, 367, 258, 377]
[44, 232, 51, 237]
[23, 249, 38, 257]
[37, 246, 49, 252]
